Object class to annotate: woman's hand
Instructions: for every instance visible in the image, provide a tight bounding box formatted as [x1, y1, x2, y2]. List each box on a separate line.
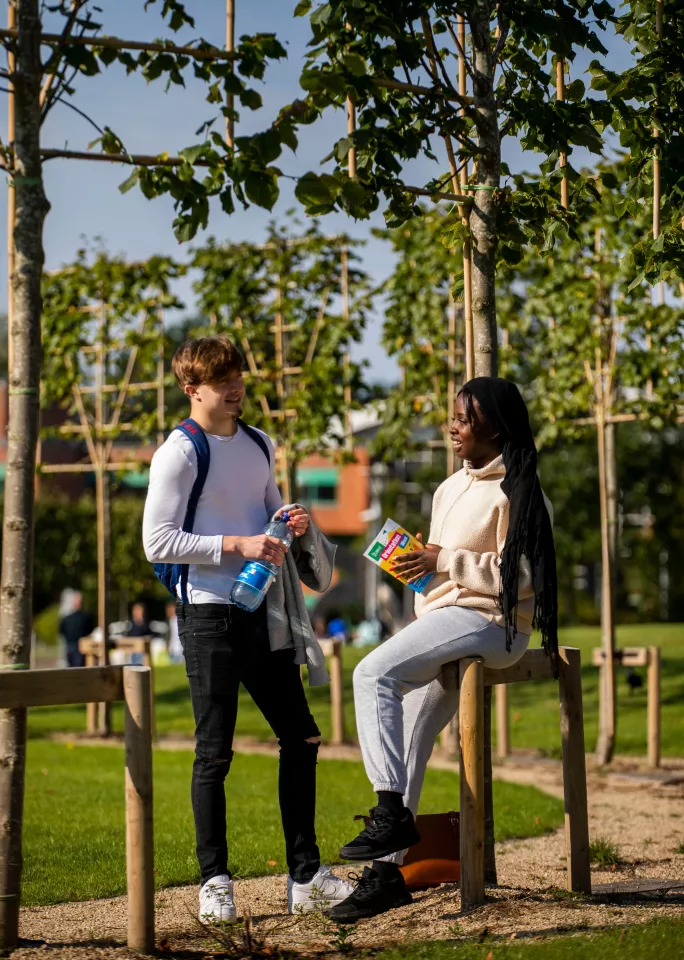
[391, 532, 441, 582]
[277, 506, 310, 538]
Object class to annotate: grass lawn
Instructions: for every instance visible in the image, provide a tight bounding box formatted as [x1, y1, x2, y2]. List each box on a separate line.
[27, 623, 684, 758]
[23, 741, 562, 906]
[378, 919, 684, 960]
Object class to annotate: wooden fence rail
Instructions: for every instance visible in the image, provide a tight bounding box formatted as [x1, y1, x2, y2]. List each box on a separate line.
[0, 666, 154, 954]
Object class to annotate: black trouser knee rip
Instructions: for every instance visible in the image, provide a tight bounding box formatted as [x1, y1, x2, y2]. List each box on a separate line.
[195, 749, 234, 778]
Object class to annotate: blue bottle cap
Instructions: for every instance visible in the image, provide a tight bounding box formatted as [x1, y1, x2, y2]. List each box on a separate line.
[281, 511, 290, 521]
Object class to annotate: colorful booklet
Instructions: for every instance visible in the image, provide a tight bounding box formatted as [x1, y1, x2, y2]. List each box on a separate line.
[364, 518, 434, 594]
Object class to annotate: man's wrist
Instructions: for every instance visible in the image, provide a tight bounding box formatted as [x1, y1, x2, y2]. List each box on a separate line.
[222, 535, 243, 556]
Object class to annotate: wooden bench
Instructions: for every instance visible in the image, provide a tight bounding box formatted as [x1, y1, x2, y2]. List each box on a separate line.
[591, 646, 661, 767]
[0, 666, 154, 953]
[318, 638, 345, 744]
[454, 646, 590, 909]
[79, 635, 156, 737]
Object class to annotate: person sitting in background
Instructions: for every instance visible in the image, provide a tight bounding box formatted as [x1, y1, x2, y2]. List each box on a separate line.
[59, 591, 95, 667]
[166, 600, 183, 662]
[327, 615, 348, 643]
[128, 602, 152, 638]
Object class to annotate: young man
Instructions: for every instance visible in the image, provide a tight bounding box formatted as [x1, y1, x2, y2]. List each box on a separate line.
[143, 336, 352, 921]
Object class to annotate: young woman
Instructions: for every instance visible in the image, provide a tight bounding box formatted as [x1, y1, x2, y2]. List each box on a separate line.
[330, 377, 558, 922]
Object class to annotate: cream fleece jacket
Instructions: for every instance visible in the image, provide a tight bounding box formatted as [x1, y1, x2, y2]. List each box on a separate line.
[414, 454, 552, 635]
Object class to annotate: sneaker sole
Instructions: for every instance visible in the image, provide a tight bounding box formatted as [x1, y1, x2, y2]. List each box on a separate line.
[328, 894, 413, 923]
[289, 896, 352, 915]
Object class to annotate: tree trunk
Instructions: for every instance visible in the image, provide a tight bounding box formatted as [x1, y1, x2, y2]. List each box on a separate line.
[468, 2, 501, 379]
[0, 0, 49, 950]
[595, 416, 617, 764]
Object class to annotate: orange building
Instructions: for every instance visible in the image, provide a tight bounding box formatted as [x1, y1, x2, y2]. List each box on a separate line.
[295, 447, 370, 539]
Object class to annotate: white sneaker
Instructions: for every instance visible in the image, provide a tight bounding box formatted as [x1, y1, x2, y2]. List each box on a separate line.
[199, 875, 237, 923]
[288, 864, 355, 914]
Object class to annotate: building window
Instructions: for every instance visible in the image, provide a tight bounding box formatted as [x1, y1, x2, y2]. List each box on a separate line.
[296, 466, 339, 506]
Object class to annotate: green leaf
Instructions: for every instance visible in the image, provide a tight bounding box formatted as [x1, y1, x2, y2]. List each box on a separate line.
[118, 169, 140, 194]
[294, 0, 312, 14]
[240, 88, 262, 110]
[244, 171, 279, 209]
[564, 79, 586, 102]
[343, 53, 366, 77]
[310, 3, 332, 26]
[295, 171, 334, 208]
[179, 143, 208, 164]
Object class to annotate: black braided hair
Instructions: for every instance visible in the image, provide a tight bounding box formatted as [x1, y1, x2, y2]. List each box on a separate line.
[459, 377, 558, 666]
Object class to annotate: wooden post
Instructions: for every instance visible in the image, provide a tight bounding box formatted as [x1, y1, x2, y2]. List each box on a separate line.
[483, 685, 496, 885]
[95, 302, 112, 735]
[445, 288, 457, 477]
[647, 645, 661, 769]
[459, 657, 485, 909]
[123, 666, 155, 954]
[346, 95, 356, 178]
[156, 308, 165, 447]
[7, 0, 15, 377]
[225, 0, 235, 148]
[457, 15, 473, 381]
[85, 645, 98, 735]
[341, 243, 353, 455]
[495, 683, 510, 759]
[556, 55, 569, 209]
[653, 0, 663, 312]
[439, 663, 459, 757]
[329, 640, 344, 745]
[558, 647, 591, 894]
[140, 639, 157, 740]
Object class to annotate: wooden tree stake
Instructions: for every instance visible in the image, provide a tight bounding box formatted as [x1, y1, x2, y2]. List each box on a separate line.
[558, 647, 591, 893]
[124, 666, 155, 954]
[556, 56, 569, 209]
[457, 15, 474, 381]
[647, 645, 661, 768]
[459, 657, 485, 910]
[495, 683, 510, 758]
[226, 0, 235, 148]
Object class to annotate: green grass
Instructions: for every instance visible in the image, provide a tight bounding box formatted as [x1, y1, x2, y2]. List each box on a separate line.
[28, 623, 684, 758]
[23, 741, 562, 907]
[378, 919, 684, 960]
[589, 836, 625, 867]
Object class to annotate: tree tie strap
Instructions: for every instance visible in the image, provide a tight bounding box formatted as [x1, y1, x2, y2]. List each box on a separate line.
[9, 387, 38, 396]
[461, 184, 497, 191]
[7, 176, 43, 185]
[0, 663, 30, 671]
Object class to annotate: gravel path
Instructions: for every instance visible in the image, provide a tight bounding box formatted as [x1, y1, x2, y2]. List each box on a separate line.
[15, 751, 684, 958]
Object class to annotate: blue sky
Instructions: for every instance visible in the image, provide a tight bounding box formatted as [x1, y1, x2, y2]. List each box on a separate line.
[0, 1, 633, 382]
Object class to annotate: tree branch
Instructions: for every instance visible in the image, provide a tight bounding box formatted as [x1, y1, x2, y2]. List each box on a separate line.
[48, 92, 105, 136]
[39, 0, 90, 110]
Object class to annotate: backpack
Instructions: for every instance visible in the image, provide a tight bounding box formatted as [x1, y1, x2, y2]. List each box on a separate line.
[153, 417, 271, 604]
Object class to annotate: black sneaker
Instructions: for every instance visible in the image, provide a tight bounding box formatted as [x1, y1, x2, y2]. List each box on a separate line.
[327, 867, 412, 923]
[339, 806, 420, 861]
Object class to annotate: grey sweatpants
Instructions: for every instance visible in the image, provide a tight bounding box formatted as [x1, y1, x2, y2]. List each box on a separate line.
[353, 605, 529, 863]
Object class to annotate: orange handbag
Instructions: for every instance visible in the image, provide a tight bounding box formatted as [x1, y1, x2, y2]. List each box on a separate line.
[398, 811, 460, 891]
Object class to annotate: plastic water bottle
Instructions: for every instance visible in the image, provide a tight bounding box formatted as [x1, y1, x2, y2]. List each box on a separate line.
[230, 512, 293, 612]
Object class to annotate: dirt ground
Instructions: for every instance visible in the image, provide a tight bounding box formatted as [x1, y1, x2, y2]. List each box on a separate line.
[15, 750, 684, 958]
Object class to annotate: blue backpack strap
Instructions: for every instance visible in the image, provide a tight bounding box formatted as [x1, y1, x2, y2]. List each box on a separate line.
[175, 418, 211, 604]
[237, 418, 271, 465]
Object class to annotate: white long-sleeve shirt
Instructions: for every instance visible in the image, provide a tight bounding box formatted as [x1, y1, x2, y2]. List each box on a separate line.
[143, 423, 282, 604]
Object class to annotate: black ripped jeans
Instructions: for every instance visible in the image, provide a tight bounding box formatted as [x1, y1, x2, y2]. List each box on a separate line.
[177, 602, 321, 885]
